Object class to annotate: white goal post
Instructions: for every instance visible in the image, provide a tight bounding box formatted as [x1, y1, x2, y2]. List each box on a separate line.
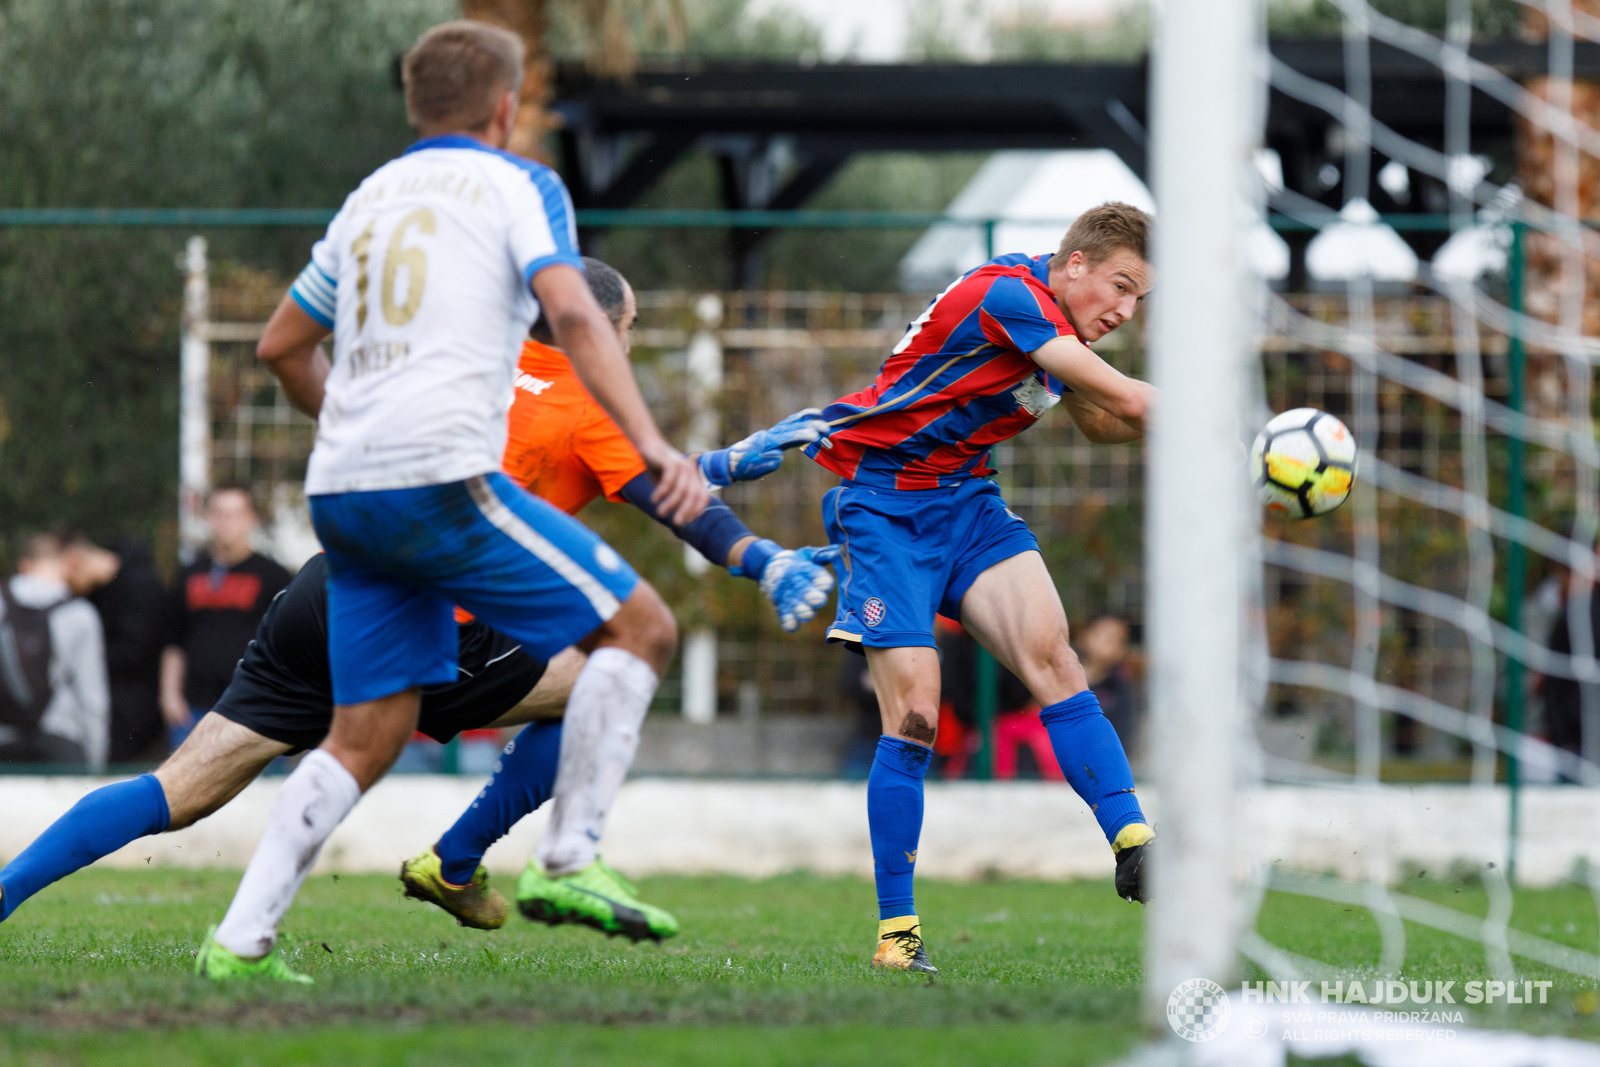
[1145, 0, 1263, 1030]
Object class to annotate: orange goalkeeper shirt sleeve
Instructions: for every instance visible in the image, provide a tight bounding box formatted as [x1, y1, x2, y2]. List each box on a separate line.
[500, 339, 649, 516]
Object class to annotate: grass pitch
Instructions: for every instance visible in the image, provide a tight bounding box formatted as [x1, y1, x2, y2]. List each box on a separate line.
[0, 868, 1596, 1065]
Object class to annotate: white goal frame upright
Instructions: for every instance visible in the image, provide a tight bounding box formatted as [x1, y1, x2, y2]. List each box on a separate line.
[1145, 0, 1262, 1030]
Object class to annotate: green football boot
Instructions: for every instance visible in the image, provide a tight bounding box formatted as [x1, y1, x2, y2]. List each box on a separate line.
[193, 925, 313, 984]
[516, 857, 679, 942]
[399, 847, 510, 930]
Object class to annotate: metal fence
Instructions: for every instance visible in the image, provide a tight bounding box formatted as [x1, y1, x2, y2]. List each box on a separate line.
[195, 268, 1528, 776]
[6, 208, 1561, 781]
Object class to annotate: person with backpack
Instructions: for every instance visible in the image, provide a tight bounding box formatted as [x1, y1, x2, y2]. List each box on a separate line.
[0, 533, 109, 769]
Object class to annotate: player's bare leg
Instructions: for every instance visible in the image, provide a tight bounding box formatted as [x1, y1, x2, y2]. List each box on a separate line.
[206, 689, 420, 977]
[865, 646, 943, 745]
[0, 714, 289, 923]
[155, 714, 292, 829]
[958, 550, 1153, 901]
[954, 551, 1087, 703]
[516, 583, 681, 941]
[486, 647, 585, 725]
[321, 690, 425, 790]
[859, 645, 942, 973]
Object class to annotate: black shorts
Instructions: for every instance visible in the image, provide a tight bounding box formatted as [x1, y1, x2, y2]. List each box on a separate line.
[208, 552, 549, 753]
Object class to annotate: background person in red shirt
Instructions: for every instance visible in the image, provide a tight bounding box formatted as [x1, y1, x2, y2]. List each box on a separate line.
[160, 487, 290, 751]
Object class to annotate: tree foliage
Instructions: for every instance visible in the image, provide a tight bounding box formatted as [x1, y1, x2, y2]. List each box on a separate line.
[0, 0, 449, 560]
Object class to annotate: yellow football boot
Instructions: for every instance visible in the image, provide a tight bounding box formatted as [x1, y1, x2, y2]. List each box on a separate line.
[399, 846, 510, 930]
[872, 915, 938, 975]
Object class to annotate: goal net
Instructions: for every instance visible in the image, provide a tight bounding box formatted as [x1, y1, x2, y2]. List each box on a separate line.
[1146, 0, 1600, 1059]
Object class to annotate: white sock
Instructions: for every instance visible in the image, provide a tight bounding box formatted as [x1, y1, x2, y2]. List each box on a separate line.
[214, 749, 361, 958]
[535, 647, 659, 876]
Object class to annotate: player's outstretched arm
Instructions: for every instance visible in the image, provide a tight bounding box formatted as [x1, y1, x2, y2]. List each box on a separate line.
[1028, 334, 1153, 436]
[256, 296, 332, 418]
[616, 473, 839, 632]
[698, 409, 833, 487]
[1060, 394, 1145, 444]
[534, 265, 708, 525]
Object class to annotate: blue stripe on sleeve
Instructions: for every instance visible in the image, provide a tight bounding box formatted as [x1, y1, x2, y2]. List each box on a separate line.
[288, 261, 336, 329]
[522, 252, 587, 287]
[525, 167, 580, 259]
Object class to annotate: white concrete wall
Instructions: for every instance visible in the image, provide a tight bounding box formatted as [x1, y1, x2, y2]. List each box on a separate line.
[1, 777, 1596, 886]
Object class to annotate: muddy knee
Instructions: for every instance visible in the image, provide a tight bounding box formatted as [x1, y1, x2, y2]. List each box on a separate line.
[897, 709, 938, 745]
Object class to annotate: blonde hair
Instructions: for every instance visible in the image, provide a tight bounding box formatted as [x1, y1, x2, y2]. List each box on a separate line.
[1050, 202, 1151, 269]
[402, 21, 524, 132]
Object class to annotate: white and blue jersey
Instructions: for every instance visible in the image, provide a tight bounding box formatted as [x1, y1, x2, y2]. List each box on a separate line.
[286, 136, 637, 706]
[292, 134, 581, 494]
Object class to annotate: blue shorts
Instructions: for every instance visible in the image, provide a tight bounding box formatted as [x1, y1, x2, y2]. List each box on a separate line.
[822, 477, 1039, 651]
[309, 472, 639, 705]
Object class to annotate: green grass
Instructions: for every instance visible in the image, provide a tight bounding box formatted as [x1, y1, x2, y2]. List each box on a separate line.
[0, 869, 1141, 1065]
[2, 868, 1599, 1065]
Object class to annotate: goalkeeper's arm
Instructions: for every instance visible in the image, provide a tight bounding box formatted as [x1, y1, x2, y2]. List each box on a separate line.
[698, 409, 832, 487]
[616, 473, 838, 632]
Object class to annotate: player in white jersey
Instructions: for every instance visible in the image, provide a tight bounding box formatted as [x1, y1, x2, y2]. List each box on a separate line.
[192, 21, 711, 983]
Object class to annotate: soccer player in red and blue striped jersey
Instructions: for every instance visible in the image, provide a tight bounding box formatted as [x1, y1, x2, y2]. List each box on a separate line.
[805, 203, 1158, 974]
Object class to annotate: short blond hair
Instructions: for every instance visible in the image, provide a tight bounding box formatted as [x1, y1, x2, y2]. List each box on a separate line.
[1050, 202, 1151, 269]
[402, 21, 524, 132]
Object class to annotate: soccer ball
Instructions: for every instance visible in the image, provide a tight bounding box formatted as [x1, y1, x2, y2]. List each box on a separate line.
[1250, 408, 1358, 519]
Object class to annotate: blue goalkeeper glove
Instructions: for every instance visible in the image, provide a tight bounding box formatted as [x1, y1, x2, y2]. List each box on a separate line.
[698, 409, 832, 487]
[732, 540, 842, 632]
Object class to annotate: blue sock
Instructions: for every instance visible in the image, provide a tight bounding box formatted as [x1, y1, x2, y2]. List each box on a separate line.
[0, 774, 170, 921]
[436, 720, 563, 886]
[867, 736, 929, 920]
[1040, 690, 1146, 845]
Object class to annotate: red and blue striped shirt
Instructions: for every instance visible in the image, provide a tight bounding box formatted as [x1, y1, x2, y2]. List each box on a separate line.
[806, 253, 1074, 490]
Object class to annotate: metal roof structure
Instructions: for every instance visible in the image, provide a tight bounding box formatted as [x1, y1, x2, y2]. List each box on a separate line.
[551, 39, 1600, 285]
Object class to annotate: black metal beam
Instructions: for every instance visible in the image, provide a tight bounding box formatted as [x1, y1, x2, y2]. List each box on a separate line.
[550, 40, 1593, 280]
[560, 128, 698, 209]
[552, 60, 1151, 181]
[720, 144, 852, 288]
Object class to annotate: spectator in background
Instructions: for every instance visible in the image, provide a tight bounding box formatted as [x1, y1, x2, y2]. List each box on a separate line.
[160, 487, 290, 749]
[1079, 614, 1140, 756]
[1541, 573, 1597, 771]
[61, 534, 169, 763]
[0, 533, 109, 769]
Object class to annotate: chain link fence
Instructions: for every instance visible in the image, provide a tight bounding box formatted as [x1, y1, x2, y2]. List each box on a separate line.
[204, 275, 1546, 770]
